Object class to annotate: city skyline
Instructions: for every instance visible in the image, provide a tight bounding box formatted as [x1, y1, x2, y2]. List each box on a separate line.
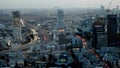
[0, 0, 120, 9]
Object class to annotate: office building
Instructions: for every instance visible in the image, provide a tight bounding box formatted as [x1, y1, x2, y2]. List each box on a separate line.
[57, 9, 64, 30]
[12, 11, 22, 42]
[93, 19, 107, 48]
[107, 14, 117, 46]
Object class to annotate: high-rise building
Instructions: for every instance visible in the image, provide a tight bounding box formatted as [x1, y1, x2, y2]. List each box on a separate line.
[12, 11, 22, 42]
[55, 9, 64, 42]
[107, 14, 117, 46]
[57, 9, 64, 30]
[100, 5, 105, 15]
[92, 19, 107, 48]
[119, 14, 120, 34]
[0, 10, 3, 16]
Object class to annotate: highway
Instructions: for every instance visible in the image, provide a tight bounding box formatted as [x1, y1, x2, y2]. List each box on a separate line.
[0, 37, 38, 53]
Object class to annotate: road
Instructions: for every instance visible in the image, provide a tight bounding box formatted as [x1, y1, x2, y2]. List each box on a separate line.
[0, 39, 37, 53]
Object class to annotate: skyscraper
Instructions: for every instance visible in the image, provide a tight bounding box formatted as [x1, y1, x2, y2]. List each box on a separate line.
[12, 11, 22, 42]
[57, 9, 64, 30]
[119, 14, 120, 34]
[92, 19, 107, 48]
[107, 14, 117, 46]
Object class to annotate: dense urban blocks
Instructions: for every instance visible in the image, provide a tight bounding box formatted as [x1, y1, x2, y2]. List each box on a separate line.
[0, 8, 120, 68]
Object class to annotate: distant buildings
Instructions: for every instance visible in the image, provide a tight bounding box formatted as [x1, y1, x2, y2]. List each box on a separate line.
[100, 5, 105, 15]
[0, 24, 4, 29]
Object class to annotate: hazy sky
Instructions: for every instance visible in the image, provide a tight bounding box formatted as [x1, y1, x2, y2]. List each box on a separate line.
[0, 0, 120, 9]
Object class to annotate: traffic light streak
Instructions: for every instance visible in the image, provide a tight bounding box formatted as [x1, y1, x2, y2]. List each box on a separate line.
[77, 35, 110, 68]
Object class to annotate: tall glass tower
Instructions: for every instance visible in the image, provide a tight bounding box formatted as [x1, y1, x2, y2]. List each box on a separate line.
[107, 14, 117, 46]
[12, 11, 22, 42]
[57, 9, 64, 30]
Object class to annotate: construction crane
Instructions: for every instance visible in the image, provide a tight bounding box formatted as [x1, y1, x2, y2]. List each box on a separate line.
[108, 0, 113, 10]
[106, 0, 120, 14]
[106, 0, 113, 13]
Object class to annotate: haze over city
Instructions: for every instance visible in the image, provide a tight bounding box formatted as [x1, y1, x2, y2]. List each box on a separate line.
[0, 0, 120, 68]
[0, 0, 120, 9]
